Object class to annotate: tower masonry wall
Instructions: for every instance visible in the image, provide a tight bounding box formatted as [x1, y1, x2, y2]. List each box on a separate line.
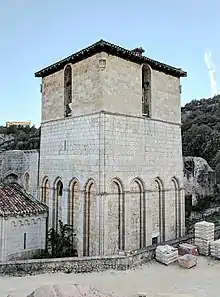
[40, 53, 181, 124]
[39, 111, 185, 255]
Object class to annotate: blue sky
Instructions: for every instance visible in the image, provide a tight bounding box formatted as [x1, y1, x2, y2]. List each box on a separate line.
[0, 0, 219, 127]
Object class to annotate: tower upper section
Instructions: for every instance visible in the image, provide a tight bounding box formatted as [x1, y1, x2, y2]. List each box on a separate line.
[35, 40, 187, 124]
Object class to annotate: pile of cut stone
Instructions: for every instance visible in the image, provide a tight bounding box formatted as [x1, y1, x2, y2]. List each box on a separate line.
[210, 239, 220, 259]
[178, 243, 197, 256]
[195, 221, 214, 256]
[178, 253, 197, 269]
[155, 244, 178, 265]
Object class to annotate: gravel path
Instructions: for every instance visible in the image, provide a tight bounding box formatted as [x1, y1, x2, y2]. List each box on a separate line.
[0, 256, 219, 297]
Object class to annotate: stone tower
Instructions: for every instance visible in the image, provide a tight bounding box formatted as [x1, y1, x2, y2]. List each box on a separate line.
[35, 40, 187, 257]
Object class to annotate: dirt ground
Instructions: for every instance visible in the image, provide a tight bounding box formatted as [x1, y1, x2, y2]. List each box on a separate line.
[0, 256, 219, 297]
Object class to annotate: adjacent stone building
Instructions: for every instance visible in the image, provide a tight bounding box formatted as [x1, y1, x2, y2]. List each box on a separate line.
[35, 39, 187, 256]
[0, 183, 47, 262]
[0, 150, 39, 198]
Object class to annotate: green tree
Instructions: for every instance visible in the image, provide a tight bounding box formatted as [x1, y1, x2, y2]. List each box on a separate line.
[46, 220, 78, 258]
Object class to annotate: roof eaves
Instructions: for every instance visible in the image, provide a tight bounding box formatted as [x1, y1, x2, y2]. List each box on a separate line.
[35, 39, 187, 78]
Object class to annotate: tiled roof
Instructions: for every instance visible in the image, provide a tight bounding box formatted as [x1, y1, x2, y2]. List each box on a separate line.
[0, 183, 48, 217]
[35, 39, 187, 78]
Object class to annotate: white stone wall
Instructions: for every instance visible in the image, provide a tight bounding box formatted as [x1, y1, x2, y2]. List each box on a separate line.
[23, 150, 39, 197]
[39, 111, 185, 256]
[41, 52, 181, 124]
[41, 54, 102, 122]
[0, 213, 47, 262]
[38, 50, 185, 256]
[0, 150, 39, 197]
[39, 113, 101, 256]
[103, 112, 184, 252]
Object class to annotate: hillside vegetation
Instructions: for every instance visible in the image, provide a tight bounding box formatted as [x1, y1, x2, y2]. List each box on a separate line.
[0, 125, 40, 151]
[181, 95, 220, 179]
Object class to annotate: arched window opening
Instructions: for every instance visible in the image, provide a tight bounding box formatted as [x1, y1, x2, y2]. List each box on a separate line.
[155, 178, 165, 243]
[68, 179, 80, 228]
[111, 179, 125, 251]
[142, 64, 151, 117]
[64, 65, 72, 118]
[171, 177, 180, 238]
[130, 178, 146, 250]
[24, 172, 30, 192]
[42, 177, 50, 204]
[4, 173, 18, 184]
[57, 181, 63, 196]
[53, 179, 63, 231]
[133, 179, 146, 249]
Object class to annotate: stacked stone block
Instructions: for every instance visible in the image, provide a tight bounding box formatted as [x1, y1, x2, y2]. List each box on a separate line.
[178, 243, 197, 256]
[155, 245, 178, 265]
[195, 221, 214, 256]
[210, 239, 220, 259]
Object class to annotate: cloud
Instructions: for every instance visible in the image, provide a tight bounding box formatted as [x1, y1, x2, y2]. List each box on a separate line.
[204, 51, 218, 97]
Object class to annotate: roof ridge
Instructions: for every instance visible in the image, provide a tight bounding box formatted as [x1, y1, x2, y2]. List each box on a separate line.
[35, 39, 187, 78]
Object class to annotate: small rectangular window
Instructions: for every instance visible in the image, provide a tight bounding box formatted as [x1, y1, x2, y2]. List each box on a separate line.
[152, 236, 158, 245]
[24, 232, 27, 249]
[64, 140, 67, 150]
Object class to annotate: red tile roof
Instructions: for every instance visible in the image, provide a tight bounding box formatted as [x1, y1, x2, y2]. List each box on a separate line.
[0, 183, 48, 217]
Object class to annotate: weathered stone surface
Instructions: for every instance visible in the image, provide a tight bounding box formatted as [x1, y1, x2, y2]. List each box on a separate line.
[178, 254, 197, 269]
[0, 42, 186, 261]
[0, 149, 39, 198]
[0, 235, 193, 277]
[183, 156, 215, 204]
[26, 284, 119, 297]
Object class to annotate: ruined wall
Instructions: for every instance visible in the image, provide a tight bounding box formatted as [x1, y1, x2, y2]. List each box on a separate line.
[0, 150, 39, 197]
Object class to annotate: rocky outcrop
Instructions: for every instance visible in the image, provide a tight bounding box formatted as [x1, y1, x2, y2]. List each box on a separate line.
[183, 156, 216, 205]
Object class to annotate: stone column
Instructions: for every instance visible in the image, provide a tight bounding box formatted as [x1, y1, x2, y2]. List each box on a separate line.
[77, 191, 84, 257]
[62, 188, 68, 225]
[48, 187, 54, 229]
[145, 190, 153, 246]
[1, 218, 8, 261]
[179, 188, 185, 237]
[98, 112, 106, 255]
